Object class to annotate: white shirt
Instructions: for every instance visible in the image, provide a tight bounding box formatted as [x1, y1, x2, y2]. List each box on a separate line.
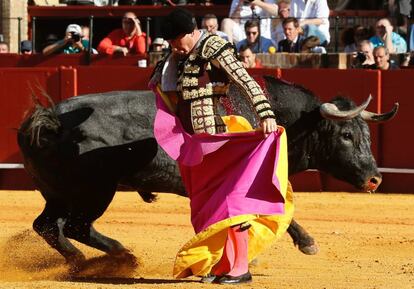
[290, 0, 330, 43]
[229, 0, 277, 40]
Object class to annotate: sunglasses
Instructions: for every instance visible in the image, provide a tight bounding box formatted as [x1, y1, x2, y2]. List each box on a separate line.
[246, 31, 258, 35]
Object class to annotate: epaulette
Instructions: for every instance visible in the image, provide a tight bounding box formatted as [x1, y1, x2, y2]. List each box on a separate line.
[200, 35, 233, 60]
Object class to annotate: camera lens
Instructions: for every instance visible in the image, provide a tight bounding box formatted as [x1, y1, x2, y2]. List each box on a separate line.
[356, 52, 366, 62]
[71, 33, 80, 42]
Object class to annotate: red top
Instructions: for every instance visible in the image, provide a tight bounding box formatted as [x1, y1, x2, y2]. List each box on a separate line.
[97, 28, 151, 55]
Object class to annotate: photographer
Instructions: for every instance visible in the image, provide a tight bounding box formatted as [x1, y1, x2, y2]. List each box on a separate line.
[42, 24, 90, 56]
[351, 40, 376, 69]
[97, 12, 150, 56]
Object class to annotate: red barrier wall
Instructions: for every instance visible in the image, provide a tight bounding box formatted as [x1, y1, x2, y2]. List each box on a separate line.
[0, 54, 146, 67]
[0, 68, 61, 162]
[377, 70, 414, 192]
[380, 70, 414, 168]
[76, 66, 152, 95]
[0, 66, 411, 192]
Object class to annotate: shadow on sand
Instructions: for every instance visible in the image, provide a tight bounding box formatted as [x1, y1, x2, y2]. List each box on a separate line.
[68, 276, 197, 285]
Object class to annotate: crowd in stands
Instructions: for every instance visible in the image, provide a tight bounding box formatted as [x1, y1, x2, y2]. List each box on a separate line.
[2, 0, 414, 70]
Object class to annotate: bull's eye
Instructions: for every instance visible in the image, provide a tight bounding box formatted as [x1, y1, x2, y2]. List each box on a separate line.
[342, 132, 353, 141]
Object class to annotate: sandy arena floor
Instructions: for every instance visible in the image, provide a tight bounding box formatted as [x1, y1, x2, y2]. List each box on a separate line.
[0, 190, 413, 289]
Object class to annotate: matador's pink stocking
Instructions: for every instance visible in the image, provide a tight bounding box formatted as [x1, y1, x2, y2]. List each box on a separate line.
[213, 225, 249, 277]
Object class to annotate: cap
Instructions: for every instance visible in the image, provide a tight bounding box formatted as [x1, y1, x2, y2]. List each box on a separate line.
[162, 8, 196, 40]
[153, 37, 165, 45]
[20, 40, 32, 52]
[66, 24, 82, 36]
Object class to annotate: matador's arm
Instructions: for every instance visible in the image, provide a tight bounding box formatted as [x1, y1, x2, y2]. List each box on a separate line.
[200, 35, 276, 121]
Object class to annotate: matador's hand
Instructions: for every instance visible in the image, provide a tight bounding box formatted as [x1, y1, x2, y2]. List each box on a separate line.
[261, 118, 278, 137]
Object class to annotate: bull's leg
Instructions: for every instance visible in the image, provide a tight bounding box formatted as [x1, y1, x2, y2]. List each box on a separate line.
[63, 220, 134, 260]
[33, 202, 86, 266]
[287, 218, 319, 255]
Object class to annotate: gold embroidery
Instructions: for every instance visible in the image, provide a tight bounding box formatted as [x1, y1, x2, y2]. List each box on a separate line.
[182, 86, 214, 100]
[191, 98, 216, 134]
[215, 49, 275, 121]
[182, 77, 198, 87]
[201, 35, 228, 59]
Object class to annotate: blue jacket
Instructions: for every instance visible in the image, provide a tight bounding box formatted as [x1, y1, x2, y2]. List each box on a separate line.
[236, 36, 275, 53]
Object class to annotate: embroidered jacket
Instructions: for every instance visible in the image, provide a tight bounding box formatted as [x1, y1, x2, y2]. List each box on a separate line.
[152, 34, 275, 134]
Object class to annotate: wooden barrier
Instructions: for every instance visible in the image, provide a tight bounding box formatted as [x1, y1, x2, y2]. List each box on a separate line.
[378, 70, 414, 192]
[0, 66, 412, 192]
[76, 66, 152, 95]
[0, 67, 61, 162]
[0, 54, 146, 67]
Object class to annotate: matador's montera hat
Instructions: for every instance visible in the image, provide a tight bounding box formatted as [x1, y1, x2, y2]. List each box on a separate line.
[162, 8, 197, 40]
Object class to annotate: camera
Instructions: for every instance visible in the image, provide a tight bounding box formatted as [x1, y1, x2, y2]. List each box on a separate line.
[243, 0, 254, 5]
[356, 51, 366, 63]
[70, 32, 81, 42]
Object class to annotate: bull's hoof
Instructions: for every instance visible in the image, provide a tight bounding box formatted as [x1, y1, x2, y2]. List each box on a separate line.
[298, 243, 319, 255]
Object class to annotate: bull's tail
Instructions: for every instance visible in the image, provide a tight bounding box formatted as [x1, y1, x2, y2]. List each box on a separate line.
[18, 88, 61, 149]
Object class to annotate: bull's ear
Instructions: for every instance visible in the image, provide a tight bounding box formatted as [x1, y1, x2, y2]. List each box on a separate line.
[361, 102, 399, 123]
[57, 107, 94, 129]
[320, 95, 372, 120]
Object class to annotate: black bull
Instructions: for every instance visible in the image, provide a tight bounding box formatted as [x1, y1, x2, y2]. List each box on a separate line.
[17, 76, 398, 267]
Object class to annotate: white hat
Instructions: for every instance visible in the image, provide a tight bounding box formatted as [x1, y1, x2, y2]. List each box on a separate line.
[66, 24, 82, 36]
[153, 37, 164, 45]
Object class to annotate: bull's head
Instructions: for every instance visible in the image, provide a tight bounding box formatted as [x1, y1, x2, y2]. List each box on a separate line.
[317, 96, 398, 192]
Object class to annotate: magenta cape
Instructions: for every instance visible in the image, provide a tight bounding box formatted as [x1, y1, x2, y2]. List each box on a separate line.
[153, 88, 287, 233]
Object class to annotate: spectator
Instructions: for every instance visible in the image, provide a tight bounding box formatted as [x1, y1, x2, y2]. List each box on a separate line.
[98, 11, 150, 56]
[151, 37, 169, 52]
[42, 24, 90, 56]
[81, 25, 91, 41]
[278, 17, 305, 52]
[369, 18, 407, 54]
[300, 35, 326, 53]
[43, 34, 58, 49]
[373, 46, 399, 70]
[388, 0, 412, 36]
[20, 40, 33, 55]
[271, 0, 290, 45]
[289, 0, 330, 45]
[79, 26, 98, 54]
[201, 14, 229, 40]
[236, 19, 276, 53]
[352, 40, 376, 69]
[342, 25, 374, 53]
[401, 51, 414, 66]
[238, 44, 263, 68]
[0, 41, 9, 53]
[221, 0, 278, 44]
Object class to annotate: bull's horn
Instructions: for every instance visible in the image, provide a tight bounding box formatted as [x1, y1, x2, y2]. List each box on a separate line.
[360, 102, 399, 122]
[320, 95, 372, 120]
